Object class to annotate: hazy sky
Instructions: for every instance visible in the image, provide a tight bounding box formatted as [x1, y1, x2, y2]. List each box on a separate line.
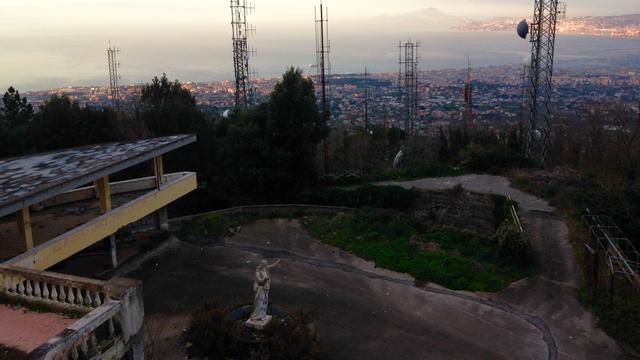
[2, 0, 638, 32]
[1, 0, 638, 91]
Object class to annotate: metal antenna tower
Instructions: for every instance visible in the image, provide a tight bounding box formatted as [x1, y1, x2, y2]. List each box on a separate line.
[398, 40, 420, 135]
[230, 0, 256, 110]
[519, 0, 567, 165]
[364, 66, 370, 131]
[107, 42, 121, 109]
[463, 56, 473, 125]
[315, 1, 331, 172]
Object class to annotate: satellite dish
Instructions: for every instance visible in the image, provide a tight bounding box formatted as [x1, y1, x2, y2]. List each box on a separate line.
[222, 109, 231, 118]
[517, 19, 529, 39]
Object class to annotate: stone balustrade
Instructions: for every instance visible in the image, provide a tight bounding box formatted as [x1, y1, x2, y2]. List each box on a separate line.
[26, 300, 123, 360]
[0, 265, 109, 310]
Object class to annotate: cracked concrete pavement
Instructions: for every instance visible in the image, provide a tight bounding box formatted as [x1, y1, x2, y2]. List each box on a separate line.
[129, 174, 621, 359]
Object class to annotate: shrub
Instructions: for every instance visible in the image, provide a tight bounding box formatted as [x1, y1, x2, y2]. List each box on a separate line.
[302, 185, 420, 211]
[579, 287, 640, 352]
[461, 143, 531, 173]
[185, 302, 326, 360]
[182, 213, 239, 238]
[0, 346, 25, 360]
[495, 221, 534, 267]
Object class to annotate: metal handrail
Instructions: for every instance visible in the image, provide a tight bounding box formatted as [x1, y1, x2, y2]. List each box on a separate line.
[507, 196, 524, 233]
[583, 214, 640, 288]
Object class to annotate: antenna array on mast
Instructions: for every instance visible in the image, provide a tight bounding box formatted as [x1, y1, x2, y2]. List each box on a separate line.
[315, 1, 331, 172]
[463, 56, 474, 125]
[398, 40, 420, 135]
[522, 0, 566, 165]
[230, 0, 256, 109]
[107, 42, 121, 109]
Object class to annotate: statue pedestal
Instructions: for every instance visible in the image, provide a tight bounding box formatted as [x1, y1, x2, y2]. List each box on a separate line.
[245, 315, 273, 331]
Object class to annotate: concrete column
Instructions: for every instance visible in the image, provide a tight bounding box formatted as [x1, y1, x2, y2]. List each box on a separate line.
[110, 235, 118, 269]
[17, 207, 34, 251]
[96, 176, 118, 268]
[153, 156, 169, 231]
[95, 176, 112, 213]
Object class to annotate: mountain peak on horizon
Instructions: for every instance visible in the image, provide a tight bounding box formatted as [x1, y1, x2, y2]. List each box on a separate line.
[405, 7, 453, 18]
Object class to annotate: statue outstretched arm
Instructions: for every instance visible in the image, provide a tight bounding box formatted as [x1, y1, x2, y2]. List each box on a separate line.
[267, 258, 282, 269]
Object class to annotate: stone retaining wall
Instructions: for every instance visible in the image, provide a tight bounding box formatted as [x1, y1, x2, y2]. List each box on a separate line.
[410, 186, 502, 237]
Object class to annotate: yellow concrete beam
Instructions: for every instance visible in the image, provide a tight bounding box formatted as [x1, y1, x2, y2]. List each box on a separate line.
[8, 173, 197, 271]
[16, 207, 34, 251]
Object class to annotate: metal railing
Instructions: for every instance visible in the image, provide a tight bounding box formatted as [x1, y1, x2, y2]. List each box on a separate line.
[583, 214, 640, 289]
[507, 196, 524, 233]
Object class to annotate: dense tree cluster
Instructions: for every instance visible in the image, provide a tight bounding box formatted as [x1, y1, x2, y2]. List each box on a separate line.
[0, 68, 326, 213]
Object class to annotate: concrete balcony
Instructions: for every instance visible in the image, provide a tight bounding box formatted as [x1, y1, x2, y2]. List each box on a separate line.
[0, 265, 144, 359]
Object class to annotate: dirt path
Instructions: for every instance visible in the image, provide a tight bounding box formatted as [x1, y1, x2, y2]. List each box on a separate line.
[387, 175, 621, 359]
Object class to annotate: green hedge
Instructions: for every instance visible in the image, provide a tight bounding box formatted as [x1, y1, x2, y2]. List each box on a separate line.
[301, 185, 420, 211]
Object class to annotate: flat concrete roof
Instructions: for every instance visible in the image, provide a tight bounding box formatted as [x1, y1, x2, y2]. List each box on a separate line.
[0, 135, 196, 218]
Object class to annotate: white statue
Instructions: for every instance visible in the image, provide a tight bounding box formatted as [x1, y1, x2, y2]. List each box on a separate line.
[245, 259, 281, 330]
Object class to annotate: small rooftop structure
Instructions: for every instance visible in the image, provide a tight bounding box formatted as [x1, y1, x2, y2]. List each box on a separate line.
[0, 135, 195, 218]
[1, 135, 198, 359]
[1, 135, 197, 270]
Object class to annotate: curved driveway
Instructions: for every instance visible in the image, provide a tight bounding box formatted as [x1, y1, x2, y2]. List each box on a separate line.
[385, 175, 621, 359]
[132, 175, 621, 359]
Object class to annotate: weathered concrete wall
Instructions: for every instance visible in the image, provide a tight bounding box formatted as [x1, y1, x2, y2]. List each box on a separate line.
[410, 186, 501, 236]
[108, 277, 145, 345]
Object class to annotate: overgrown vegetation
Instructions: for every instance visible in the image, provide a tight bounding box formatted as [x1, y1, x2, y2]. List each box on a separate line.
[495, 222, 534, 268]
[318, 165, 466, 187]
[185, 302, 326, 360]
[578, 286, 640, 353]
[303, 210, 532, 292]
[181, 213, 248, 239]
[509, 102, 640, 353]
[0, 294, 86, 319]
[301, 185, 420, 211]
[182, 211, 306, 239]
[0, 346, 25, 360]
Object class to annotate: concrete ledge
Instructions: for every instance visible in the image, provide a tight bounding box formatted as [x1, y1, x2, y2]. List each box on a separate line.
[171, 204, 356, 228]
[35, 173, 187, 211]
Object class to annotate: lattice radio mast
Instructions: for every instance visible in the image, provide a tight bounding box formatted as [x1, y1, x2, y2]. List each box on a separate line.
[398, 40, 420, 136]
[364, 66, 370, 131]
[230, 0, 256, 110]
[518, 1, 566, 165]
[463, 56, 473, 125]
[315, 1, 331, 172]
[107, 42, 121, 109]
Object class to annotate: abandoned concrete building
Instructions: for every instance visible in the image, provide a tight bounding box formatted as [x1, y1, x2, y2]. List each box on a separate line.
[0, 135, 197, 359]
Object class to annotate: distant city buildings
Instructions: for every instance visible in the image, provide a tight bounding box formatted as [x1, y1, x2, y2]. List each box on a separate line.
[459, 14, 640, 38]
[23, 63, 639, 134]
